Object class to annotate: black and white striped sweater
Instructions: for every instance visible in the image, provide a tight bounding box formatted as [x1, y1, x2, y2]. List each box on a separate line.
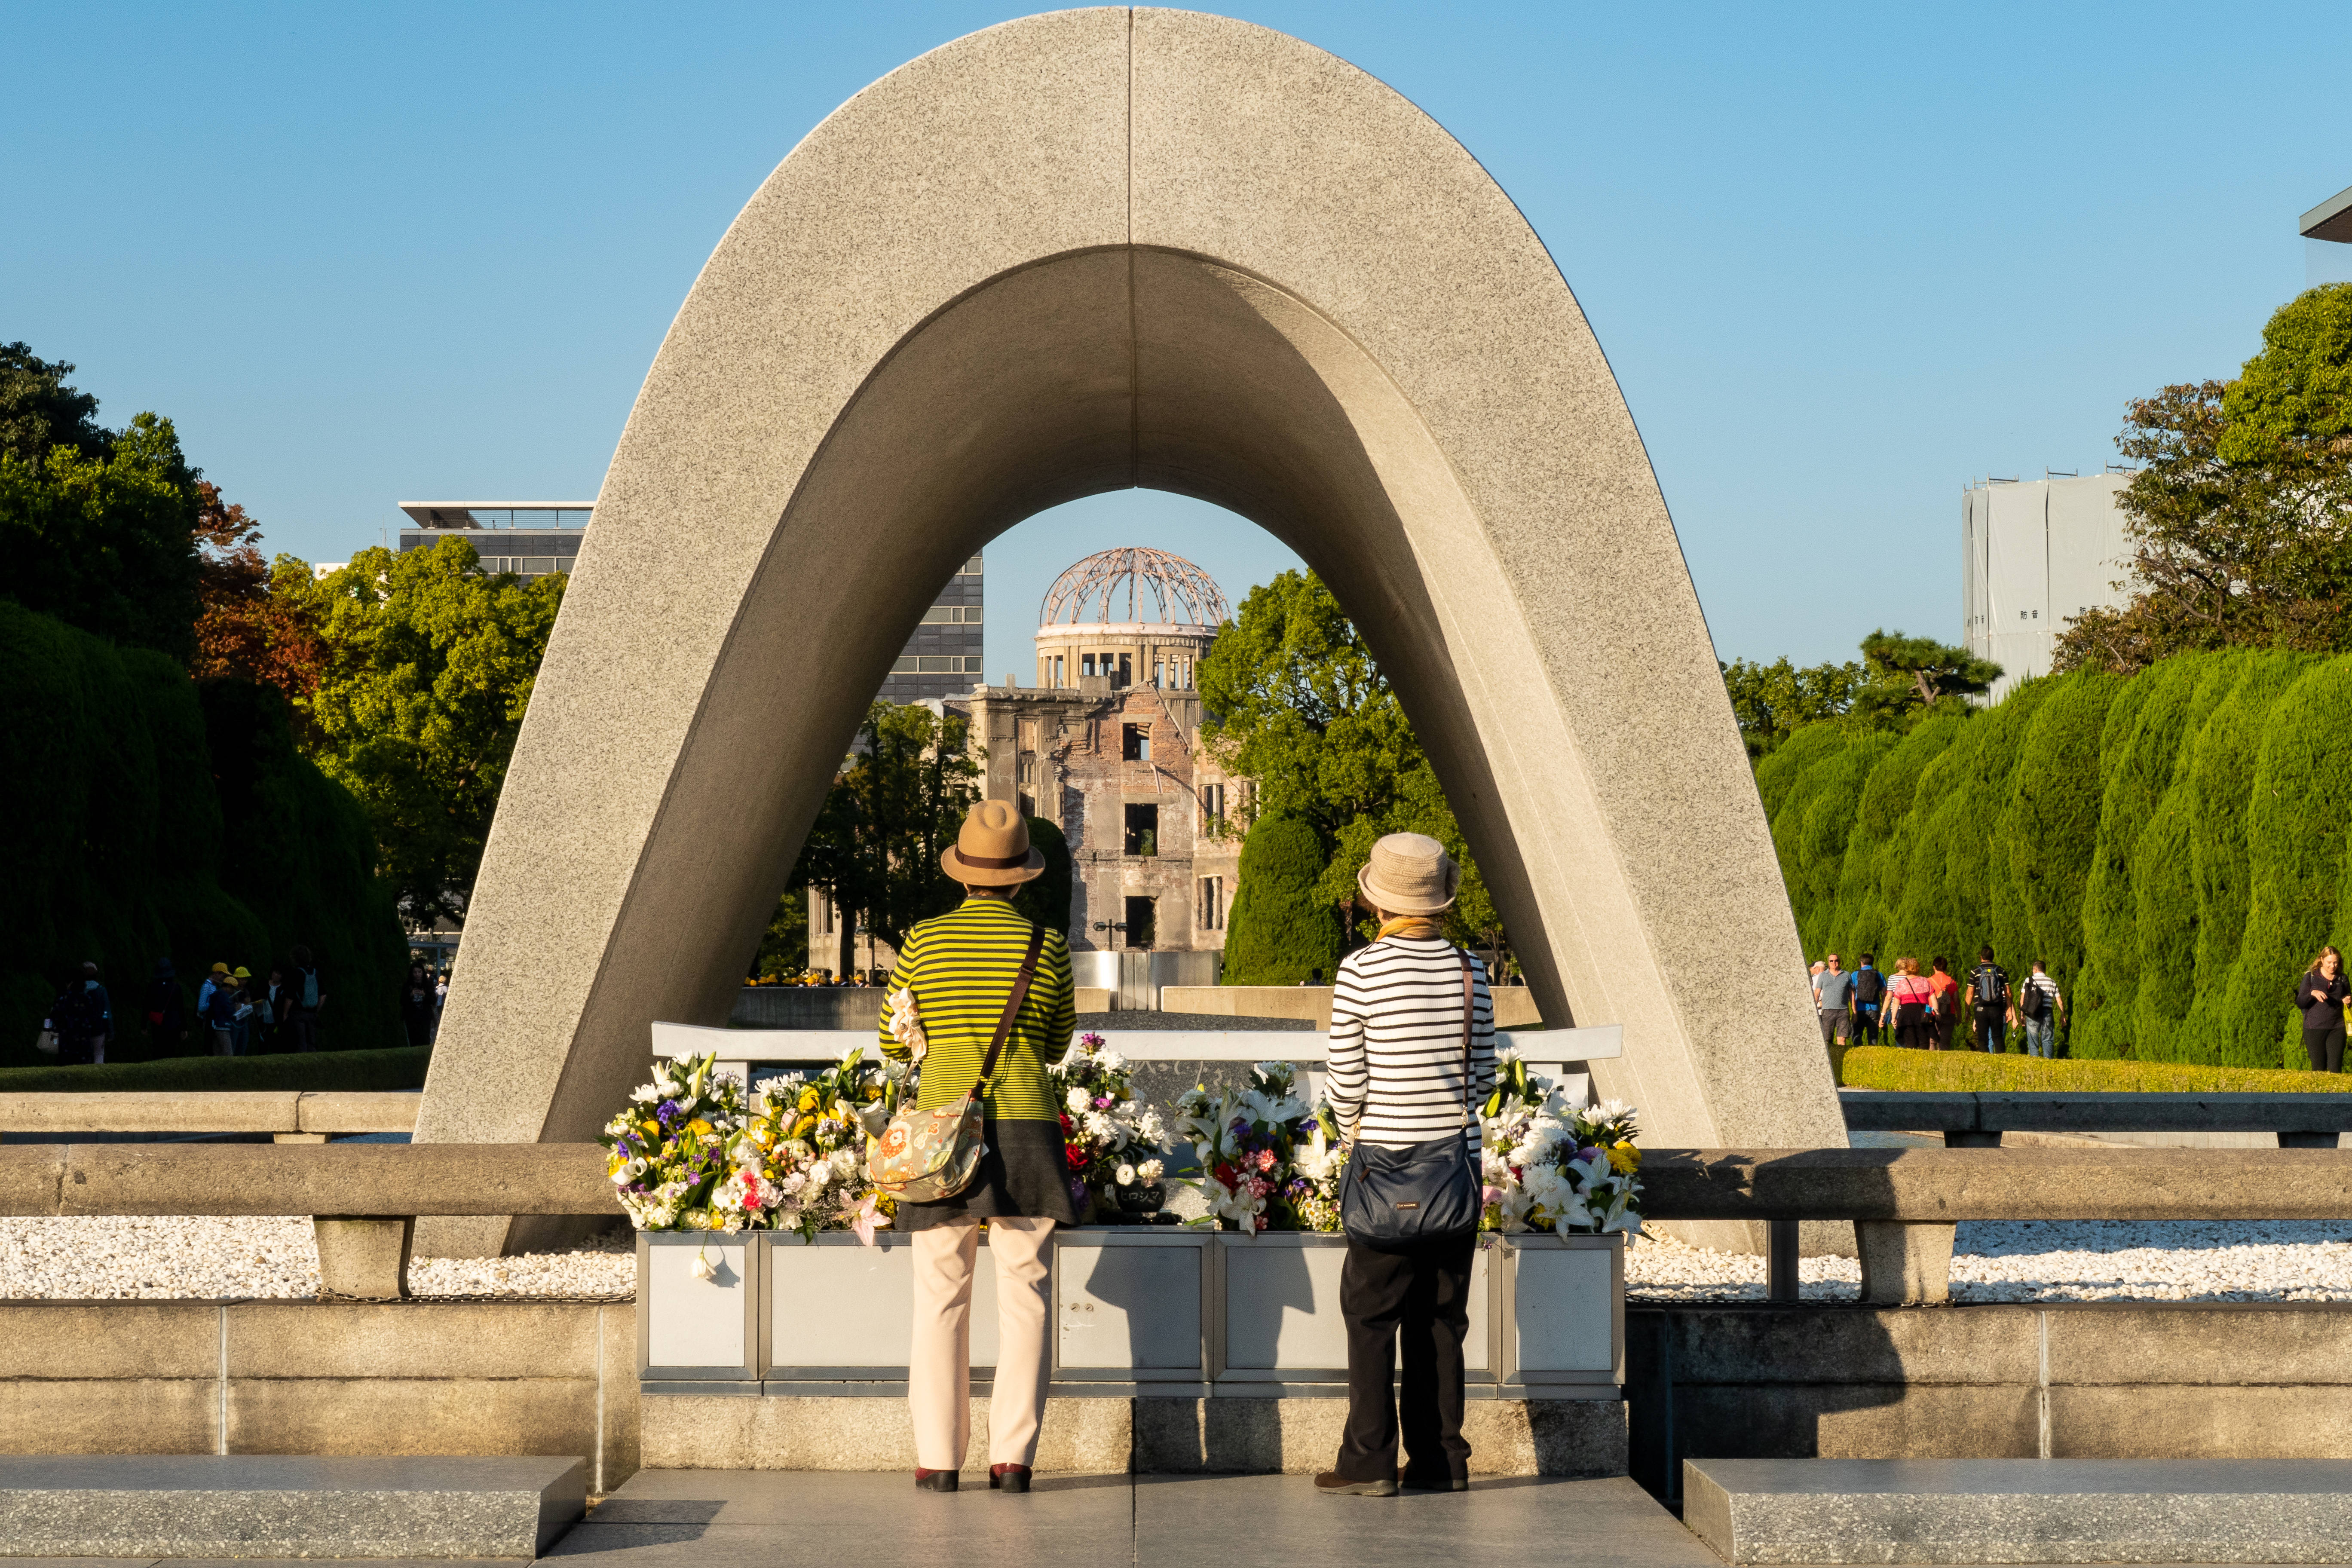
[1326, 937, 1497, 1151]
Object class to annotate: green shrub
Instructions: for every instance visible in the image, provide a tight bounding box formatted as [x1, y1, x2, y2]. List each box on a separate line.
[1971, 681, 2056, 975]
[1792, 732, 1892, 953]
[1880, 721, 1985, 969]
[1220, 815, 1341, 985]
[2003, 671, 2122, 1031]
[0, 1045, 429, 1094]
[0, 600, 406, 1066]
[2073, 658, 2198, 1057]
[1838, 1043, 2351, 1094]
[1829, 716, 1963, 961]
[2226, 655, 2352, 1066]
[1755, 721, 1853, 824]
[2182, 652, 2315, 1051]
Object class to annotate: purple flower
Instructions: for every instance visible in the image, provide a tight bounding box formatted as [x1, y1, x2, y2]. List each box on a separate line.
[1093, 1095, 1115, 1111]
[1069, 1177, 1090, 1204]
[656, 1099, 680, 1128]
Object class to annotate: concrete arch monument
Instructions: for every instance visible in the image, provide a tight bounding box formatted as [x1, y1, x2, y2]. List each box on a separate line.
[417, 7, 1845, 1251]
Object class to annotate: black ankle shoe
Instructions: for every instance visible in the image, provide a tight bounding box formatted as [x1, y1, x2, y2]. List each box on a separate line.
[989, 1464, 1032, 1493]
[1400, 1470, 1468, 1491]
[914, 1468, 959, 1492]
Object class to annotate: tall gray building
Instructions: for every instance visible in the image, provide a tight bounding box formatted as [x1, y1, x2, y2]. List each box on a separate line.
[398, 503, 981, 702]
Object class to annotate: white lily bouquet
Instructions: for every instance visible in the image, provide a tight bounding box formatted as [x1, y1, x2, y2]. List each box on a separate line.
[1478, 1048, 1644, 1236]
[1172, 1061, 1320, 1233]
[599, 1047, 899, 1242]
[1050, 1032, 1168, 1219]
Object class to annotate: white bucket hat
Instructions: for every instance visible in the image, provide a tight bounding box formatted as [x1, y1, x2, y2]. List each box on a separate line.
[1356, 832, 1460, 916]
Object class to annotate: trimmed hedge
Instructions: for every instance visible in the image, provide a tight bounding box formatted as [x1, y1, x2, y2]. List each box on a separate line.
[0, 1045, 429, 1095]
[1775, 651, 2352, 1066]
[1220, 814, 1341, 985]
[1839, 1044, 2352, 1095]
[0, 600, 407, 1067]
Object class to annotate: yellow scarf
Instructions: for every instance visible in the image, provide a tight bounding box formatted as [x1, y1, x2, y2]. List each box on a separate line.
[1376, 915, 1446, 942]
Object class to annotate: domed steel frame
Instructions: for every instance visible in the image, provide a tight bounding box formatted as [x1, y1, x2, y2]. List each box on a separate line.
[1040, 546, 1230, 627]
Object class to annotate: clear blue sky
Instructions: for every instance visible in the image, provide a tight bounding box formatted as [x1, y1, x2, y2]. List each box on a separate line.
[8, 2, 2349, 674]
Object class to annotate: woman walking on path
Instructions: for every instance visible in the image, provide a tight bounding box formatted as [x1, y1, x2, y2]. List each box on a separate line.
[1926, 958, 1960, 1051]
[2296, 947, 2350, 1074]
[1886, 958, 1938, 1050]
[1317, 833, 1497, 1498]
[879, 801, 1076, 1496]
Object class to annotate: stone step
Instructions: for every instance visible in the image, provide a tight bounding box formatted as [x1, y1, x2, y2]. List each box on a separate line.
[1683, 1458, 2352, 1565]
[0, 1454, 585, 1559]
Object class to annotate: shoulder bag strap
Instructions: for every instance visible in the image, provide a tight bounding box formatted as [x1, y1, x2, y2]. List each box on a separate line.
[1456, 948, 1475, 1127]
[974, 923, 1046, 1095]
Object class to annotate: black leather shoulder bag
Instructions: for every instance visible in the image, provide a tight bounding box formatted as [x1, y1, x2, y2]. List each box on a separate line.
[1338, 949, 1482, 1251]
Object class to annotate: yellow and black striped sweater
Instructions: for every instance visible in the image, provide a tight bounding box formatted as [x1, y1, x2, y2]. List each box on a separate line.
[878, 897, 1075, 1123]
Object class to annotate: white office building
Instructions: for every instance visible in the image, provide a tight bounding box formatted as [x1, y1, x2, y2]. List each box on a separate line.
[1960, 473, 2135, 702]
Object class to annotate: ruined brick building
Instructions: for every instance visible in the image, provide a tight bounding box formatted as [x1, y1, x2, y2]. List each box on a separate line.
[967, 548, 1244, 957]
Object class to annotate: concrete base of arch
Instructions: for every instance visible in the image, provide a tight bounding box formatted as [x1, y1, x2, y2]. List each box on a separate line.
[413, 8, 1844, 1257]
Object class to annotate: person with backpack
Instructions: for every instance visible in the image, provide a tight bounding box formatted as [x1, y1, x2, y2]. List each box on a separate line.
[1850, 955, 1886, 1047]
[1963, 947, 2012, 1054]
[285, 946, 325, 1053]
[2294, 947, 2349, 1074]
[2017, 961, 2065, 1059]
[46, 962, 111, 1066]
[1926, 957, 1961, 1050]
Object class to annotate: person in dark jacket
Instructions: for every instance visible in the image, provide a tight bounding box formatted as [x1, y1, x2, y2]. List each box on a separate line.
[144, 958, 185, 1060]
[401, 963, 437, 1047]
[2296, 947, 2349, 1073]
[49, 962, 112, 1066]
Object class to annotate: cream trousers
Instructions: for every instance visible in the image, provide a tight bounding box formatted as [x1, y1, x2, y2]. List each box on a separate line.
[909, 1217, 1056, 1470]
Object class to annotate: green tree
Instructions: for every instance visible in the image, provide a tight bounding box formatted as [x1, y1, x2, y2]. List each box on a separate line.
[2059, 286, 2352, 674]
[0, 412, 202, 662]
[1011, 816, 1074, 938]
[1855, 630, 2003, 714]
[2070, 659, 2196, 1057]
[2001, 671, 2123, 1038]
[1220, 815, 1342, 985]
[789, 701, 983, 963]
[747, 894, 809, 981]
[1721, 655, 1864, 758]
[278, 538, 565, 927]
[1199, 569, 1502, 958]
[1, 342, 113, 465]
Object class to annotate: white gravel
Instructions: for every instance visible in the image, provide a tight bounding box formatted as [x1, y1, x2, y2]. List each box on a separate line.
[0, 1217, 634, 1302]
[14, 1215, 2352, 1304]
[1626, 1219, 2352, 1304]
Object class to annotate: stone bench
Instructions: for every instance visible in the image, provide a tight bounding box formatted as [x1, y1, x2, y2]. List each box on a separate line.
[1684, 1457, 2352, 1565]
[0, 1454, 585, 1559]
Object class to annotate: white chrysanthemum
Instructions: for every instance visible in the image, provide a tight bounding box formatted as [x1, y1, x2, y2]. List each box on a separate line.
[1115, 1163, 1136, 1186]
[1066, 1086, 1090, 1114]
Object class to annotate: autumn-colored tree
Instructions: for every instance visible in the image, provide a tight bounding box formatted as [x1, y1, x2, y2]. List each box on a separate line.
[190, 486, 325, 713]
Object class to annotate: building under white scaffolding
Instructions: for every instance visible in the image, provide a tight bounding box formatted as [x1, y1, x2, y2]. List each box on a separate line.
[1960, 473, 2135, 702]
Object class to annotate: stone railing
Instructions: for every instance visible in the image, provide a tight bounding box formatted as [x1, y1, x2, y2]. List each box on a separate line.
[1841, 1088, 2352, 1148]
[6, 1142, 2348, 1308]
[0, 1090, 419, 1142]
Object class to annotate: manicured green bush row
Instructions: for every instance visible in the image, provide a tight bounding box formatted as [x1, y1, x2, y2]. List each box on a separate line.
[0, 1045, 430, 1095]
[1838, 1044, 2352, 1095]
[1775, 651, 2352, 1068]
[0, 600, 408, 1068]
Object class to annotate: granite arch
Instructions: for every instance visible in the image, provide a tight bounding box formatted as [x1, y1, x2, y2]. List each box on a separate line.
[416, 8, 1845, 1252]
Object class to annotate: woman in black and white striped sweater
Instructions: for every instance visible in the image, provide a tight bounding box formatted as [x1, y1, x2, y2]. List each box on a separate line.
[1316, 833, 1497, 1498]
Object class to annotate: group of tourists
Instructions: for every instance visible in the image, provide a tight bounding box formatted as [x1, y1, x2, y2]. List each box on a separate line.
[879, 802, 1491, 1497]
[38, 949, 329, 1065]
[1810, 948, 2065, 1058]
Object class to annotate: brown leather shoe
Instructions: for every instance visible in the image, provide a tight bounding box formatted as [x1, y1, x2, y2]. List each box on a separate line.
[914, 1468, 959, 1492]
[989, 1464, 1032, 1493]
[1314, 1470, 1396, 1496]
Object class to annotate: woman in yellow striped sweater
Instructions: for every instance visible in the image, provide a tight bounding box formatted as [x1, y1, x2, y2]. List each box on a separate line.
[879, 800, 1077, 1494]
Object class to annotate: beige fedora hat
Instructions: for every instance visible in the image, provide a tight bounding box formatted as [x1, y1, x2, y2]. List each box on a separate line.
[1357, 831, 1460, 916]
[941, 799, 1044, 886]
